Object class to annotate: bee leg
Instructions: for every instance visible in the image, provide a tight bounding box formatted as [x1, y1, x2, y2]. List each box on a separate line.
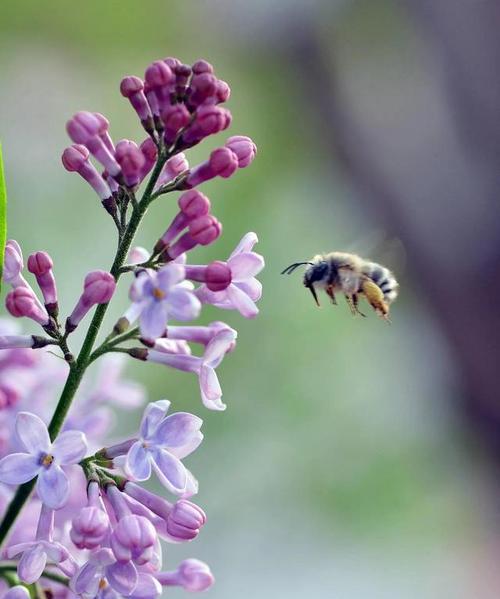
[361, 278, 391, 322]
[352, 293, 366, 317]
[344, 295, 357, 316]
[326, 285, 337, 305]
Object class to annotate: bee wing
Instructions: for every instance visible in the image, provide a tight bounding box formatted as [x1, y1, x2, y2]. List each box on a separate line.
[343, 230, 406, 275]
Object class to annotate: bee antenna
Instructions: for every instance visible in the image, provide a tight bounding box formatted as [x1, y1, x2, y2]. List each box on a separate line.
[281, 261, 314, 275]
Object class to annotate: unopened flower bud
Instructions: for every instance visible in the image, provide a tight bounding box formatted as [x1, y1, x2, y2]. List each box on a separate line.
[66, 271, 116, 331]
[27, 251, 58, 317]
[181, 105, 231, 148]
[192, 60, 214, 75]
[174, 64, 192, 99]
[139, 138, 158, 181]
[183, 147, 238, 189]
[93, 112, 115, 152]
[71, 506, 109, 550]
[184, 261, 231, 292]
[189, 215, 222, 246]
[164, 57, 181, 70]
[120, 76, 155, 135]
[215, 79, 231, 103]
[157, 559, 214, 592]
[166, 499, 206, 542]
[161, 104, 191, 146]
[62, 145, 115, 211]
[129, 246, 150, 265]
[145, 61, 174, 116]
[66, 112, 121, 178]
[110, 514, 157, 565]
[187, 73, 217, 109]
[225, 135, 257, 168]
[115, 140, 145, 189]
[6, 287, 49, 326]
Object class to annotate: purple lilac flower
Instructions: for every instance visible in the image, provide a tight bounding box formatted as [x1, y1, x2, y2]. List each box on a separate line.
[120, 76, 155, 135]
[195, 231, 264, 318]
[3, 586, 31, 599]
[70, 481, 109, 550]
[124, 400, 202, 496]
[5, 505, 77, 583]
[164, 214, 222, 261]
[0, 412, 87, 508]
[124, 263, 201, 340]
[3, 240, 27, 288]
[114, 140, 145, 189]
[145, 329, 236, 411]
[5, 287, 50, 327]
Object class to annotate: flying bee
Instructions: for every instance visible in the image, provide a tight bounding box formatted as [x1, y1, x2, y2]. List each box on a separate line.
[281, 252, 399, 321]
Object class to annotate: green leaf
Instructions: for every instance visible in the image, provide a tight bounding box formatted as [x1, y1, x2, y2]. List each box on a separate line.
[0, 143, 7, 294]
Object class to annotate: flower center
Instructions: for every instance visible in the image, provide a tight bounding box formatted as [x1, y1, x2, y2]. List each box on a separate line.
[40, 453, 54, 467]
[99, 579, 107, 590]
[152, 287, 165, 300]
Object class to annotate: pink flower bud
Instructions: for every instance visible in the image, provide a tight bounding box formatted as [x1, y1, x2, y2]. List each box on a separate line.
[178, 190, 211, 218]
[174, 64, 192, 98]
[110, 514, 157, 565]
[215, 79, 231, 103]
[145, 61, 174, 107]
[189, 215, 222, 246]
[6, 287, 49, 326]
[62, 145, 113, 203]
[120, 76, 154, 135]
[3, 239, 25, 287]
[139, 138, 158, 181]
[192, 60, 214, 75]
[157, 153, 189, 187]
[115, 140, 145, 188]
[93, 112, 114, 152]
[161, 104, 191, 146]
[181, 105, 232, 147]
[187, 73, 217, 109]
[27, 251, 58, 314]
[129, 246, 150, 265]
[209, 147, 239, 177]
[67, 271, 116, 331]
[157, 559, 214, 592]
[154, 191, 211, 252]
[166, 499, 206, 542]
[225, 135, 257, 167]
[66, 112, 121, 178]
[71, 506, 109, 550]
[164, 57, 181, 69]
[182, 147, 238, 189]
[205, 261, 232, 292]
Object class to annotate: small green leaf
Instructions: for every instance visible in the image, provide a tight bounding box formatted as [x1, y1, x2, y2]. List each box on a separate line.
[0, 143, 7, 294]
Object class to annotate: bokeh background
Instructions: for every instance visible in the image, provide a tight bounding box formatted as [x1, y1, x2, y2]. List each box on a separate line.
[2, 1, 500, 597]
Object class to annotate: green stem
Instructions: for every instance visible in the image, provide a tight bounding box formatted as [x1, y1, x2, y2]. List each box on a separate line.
[88, 327, 140, 364]
[0, 151, 169, 547]
[0, 564, 68, 586]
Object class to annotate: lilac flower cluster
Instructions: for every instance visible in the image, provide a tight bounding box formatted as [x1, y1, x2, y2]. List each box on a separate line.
[0, 56, 263, 598]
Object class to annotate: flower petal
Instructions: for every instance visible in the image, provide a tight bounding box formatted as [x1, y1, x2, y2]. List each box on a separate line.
[17, 544, 47, 584]
[203, 329, 237, 367]
[147, 350, 201, 373]
[139, 399, 171, 439]
[0, 453, 40, 484]
[167, 288, 201, 322]
[229, 232, 258, 259]
[227, 284, 259, 318]
[235, 277, 262, 301]
[152, 412, 203, 456]
[139, 301, 168, 340]
[129, 572, 162, 599]
[52, 430, 87, 465]
[227, 252, 264, 280]
[151, 448, 188, 495]
[199, 366, 225, 409]
[157, 263, 185, 290]
[37, 464, 69, 509]
[125, 442, 152, 481]
[15, 412, 50, 455]
[71, 561, 101, 596]
[182, 469, 200, 498]
[107, 560, 138, 596]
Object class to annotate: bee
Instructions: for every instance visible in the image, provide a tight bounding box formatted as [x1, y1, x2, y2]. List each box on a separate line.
[281, 252, 399, 321]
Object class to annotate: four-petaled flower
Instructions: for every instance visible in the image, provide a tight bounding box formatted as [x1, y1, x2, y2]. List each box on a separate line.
[196, 232, 264, 318]
[0, 412, 87, 508]
[127, 263, 201, 340]
[125, 400, 202, 496]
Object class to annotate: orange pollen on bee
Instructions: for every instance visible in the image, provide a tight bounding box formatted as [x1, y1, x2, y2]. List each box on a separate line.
[41, 454, 54, 467]
[153, 287, 165, 300]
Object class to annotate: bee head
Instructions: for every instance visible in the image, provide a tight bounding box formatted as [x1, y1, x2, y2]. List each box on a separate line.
[302, 261, 329, 306]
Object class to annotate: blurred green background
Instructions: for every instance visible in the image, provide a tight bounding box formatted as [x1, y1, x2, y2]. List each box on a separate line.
[1, 1, 499, 597]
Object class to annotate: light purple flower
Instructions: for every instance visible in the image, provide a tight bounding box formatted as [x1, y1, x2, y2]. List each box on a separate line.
[125, 400, 202, 496]
[195, 232, 264, 318]
[6, 505, 77, 583]
[0, 412, 87, 509]
[3, 240, 27, 288]
[146, 329, 236, 411]
[4, 586, 30, 599]
[124, 264, 201, 340]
